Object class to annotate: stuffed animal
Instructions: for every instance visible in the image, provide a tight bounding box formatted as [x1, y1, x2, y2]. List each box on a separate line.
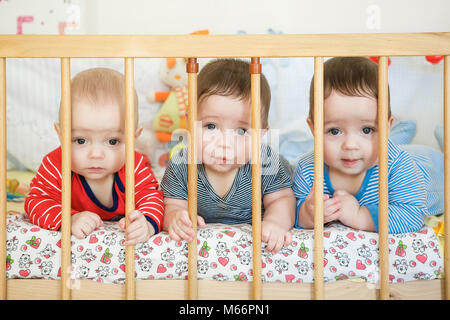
[147, 30, 209, 143]
[147, 57, 189, 143]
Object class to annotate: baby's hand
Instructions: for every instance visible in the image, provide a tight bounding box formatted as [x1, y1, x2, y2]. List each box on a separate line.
[71, 211, 103, 239]
[323, 194, 342, 223]
[118, 210, 155, 246]
[167, 210, 205, 243]
[261, 221, 292, 254]
[332, 190, 360, 227]
[303, 187, 341, 223]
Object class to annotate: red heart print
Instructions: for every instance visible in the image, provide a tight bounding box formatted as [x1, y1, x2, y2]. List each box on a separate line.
[153, 236, 162, 246]
[157, 264, 167, 273]
[346, 232, 356, 241]
[218, 257, 229, 266]
[120, 264, 126, 272]
[285, 274, 295, 283]
[416, 254, 427, 264]
[356, 260, 366, 270]
[19, 269, 30, 277]
[89, 235, 98, 244]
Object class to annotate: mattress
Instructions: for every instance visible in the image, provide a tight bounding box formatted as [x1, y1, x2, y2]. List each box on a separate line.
[5, 213, 443, 284]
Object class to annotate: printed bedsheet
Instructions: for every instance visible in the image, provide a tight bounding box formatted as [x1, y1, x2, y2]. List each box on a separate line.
[6, 213, 442, 284]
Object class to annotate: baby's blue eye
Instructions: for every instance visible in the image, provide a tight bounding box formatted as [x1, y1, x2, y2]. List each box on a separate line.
[328, 128, 340, 135]
[236, 128, 247, 136]
[206, 123, 216, 130]
[108, 139, 119, 146]
[75, 138, 86, 145]
[362, 127, 373, 134]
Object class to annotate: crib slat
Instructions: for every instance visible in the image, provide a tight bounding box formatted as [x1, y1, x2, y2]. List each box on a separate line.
[124, 58, 136, 300]
[378, 56, 390, 300]
[444, 55, 450, 300]
[0, 58, 6, 300]
[313, 57, 324, 300]
[60, 58, 72, 300]
[187, 58, 199, 300]
[250, 57, 262, 300]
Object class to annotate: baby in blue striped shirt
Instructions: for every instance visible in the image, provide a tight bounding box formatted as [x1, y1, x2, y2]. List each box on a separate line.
[293, 57, 443, 233]
[161, 59, 296, 253]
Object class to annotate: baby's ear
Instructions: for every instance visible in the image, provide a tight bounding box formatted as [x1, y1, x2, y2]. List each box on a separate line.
[54, 122, 62, 142]
[306, 117, 314, 135]
[260, 126, 269, 137]
[388, 116, 394, 131]
[135, 125, 143, 138]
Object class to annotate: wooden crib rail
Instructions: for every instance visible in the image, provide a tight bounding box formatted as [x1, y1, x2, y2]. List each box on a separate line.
[0, 33, 450, 58]
[1, 33, 450, 301]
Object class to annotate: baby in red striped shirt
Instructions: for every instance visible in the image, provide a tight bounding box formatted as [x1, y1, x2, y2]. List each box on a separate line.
[25, 68, 164, 245]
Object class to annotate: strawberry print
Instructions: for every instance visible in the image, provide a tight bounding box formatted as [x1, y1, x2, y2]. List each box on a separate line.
[26, 236, 41, 249]
[199, 241, 211, 258]
[395, 240, 407, 257]
[298, 242, 309, 259]
[101, 248, 112, 264]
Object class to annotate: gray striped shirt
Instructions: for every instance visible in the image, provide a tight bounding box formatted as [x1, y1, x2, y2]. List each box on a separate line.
[161, 144, 292, 224]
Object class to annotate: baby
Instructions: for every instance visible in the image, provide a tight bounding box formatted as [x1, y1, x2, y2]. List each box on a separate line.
[161, 59, 296, 253]
[25, 68, 164, 245]
[293, 57, 442, 233]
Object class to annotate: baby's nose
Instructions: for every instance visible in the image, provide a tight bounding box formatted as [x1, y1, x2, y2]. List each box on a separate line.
[88, 145, 105, 158]
[342, 135, 359, 149]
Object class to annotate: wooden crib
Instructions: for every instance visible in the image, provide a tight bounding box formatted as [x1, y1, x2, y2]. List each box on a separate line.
[0, 33, 449, 300]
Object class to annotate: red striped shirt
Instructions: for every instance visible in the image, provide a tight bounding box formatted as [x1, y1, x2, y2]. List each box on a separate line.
[25, 147, 164, 232]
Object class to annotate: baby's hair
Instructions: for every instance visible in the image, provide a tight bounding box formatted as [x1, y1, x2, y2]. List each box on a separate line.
[197, 59, 271, 128]
[64, 67, 139, 126]
[309, 57, 391, 123]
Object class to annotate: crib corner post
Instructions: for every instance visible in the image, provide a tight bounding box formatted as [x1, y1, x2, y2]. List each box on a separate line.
[186, 57, 199, 300]
[444, 55, 450, 300]
[250, 57, 263, 300]
[0, 57, 6, 300]
[124, 57, 137, 300]
[60, 57, 72, 300]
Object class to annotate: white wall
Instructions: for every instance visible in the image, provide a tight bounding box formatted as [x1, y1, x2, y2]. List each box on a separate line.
[0, 0, 449, 35]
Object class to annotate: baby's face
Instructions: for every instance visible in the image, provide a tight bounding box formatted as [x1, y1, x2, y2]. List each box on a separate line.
[197, 94, 252, 174]
[322, 90, 379, 178]
[69, 100, 125, 181]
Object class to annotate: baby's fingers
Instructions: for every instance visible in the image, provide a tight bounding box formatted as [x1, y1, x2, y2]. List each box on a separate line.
[174, 221, 195, 242]
[284, 231, 293, 247]
[324, 198, 341, 216]
[178, 210, 193, 227]
[197, 215, 206, 227]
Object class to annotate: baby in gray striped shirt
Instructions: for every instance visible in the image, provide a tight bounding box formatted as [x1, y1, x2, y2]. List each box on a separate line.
[161, 59, 296, 254]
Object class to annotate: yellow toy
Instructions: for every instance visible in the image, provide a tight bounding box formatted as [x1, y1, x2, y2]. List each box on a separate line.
[147, 30, 209, 143]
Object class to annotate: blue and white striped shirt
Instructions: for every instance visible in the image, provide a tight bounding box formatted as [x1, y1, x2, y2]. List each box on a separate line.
[292, 139, 434, 234]
[161, 144, 292, 225]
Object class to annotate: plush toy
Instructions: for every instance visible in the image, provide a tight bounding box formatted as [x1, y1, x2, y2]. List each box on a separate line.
[147, 57, 189, 143]
[147, 30, 209, 143]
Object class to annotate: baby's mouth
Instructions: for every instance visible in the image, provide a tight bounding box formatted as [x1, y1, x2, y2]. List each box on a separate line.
[215, 157, 230, 164]
[341, 158, 360, 167]
[87, 167, 105, 172]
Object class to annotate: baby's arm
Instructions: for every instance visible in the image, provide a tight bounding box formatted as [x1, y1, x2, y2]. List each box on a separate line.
[334, 151, 428, 233]
[262, 188, 296, 253]
[122, 153, 165, 245]
[25, 152, 75, 230]
[163, 198, 205, 242]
